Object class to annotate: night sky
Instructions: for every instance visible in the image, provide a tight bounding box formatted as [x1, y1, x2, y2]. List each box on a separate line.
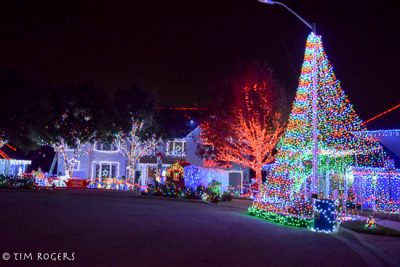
[1, 0, 399, 126]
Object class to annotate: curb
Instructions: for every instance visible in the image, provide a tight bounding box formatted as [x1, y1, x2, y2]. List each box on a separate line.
[335, 226, 400, 267]
[216, 204, 251, 211]
[134, 194, 218, 206]
[134, 195, 253, 210]
[0, 187, 142, 198]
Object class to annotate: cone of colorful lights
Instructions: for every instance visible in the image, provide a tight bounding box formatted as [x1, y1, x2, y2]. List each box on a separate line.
[249, 33, 385, 230]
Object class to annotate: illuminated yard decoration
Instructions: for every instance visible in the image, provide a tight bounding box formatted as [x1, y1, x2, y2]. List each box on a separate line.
[87, 178, 134, 191]
[312, 199, 337, 233]
[166, 161, 185, 182]
[365, 215, 376, 229]
[250, 33, 386, 225]
[119, 119, 158, 183]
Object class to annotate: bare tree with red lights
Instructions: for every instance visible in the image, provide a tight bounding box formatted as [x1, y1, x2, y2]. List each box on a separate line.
[201, 65, 286, 184]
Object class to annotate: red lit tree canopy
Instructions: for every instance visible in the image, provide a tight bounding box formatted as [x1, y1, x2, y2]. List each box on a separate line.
[200, 65, 286, 184]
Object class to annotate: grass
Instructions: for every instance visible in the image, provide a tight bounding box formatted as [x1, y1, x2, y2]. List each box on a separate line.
[359, 210, 400, 222]
[341, 220, 400, 237]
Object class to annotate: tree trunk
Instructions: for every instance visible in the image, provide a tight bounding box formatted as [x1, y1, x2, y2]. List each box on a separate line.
[129, 162, 137, 187]
[68, 168, 73, 178]
[255, 168, 262, 185]
[132, 168, 136, 186]
[62, 158, 72, 179]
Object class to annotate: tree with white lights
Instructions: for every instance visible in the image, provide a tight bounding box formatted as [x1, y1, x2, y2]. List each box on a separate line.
[119, 119, 159, 183]
[53, 139, 87, 178]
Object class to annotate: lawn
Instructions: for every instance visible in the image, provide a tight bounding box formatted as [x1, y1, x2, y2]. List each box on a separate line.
[341, 220, 400, 237]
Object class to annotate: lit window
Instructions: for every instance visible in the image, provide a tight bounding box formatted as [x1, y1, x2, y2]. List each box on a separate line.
[95, 141, 119, 151]
[71, 160, 80, 171]
[65, 159, 80, 171]
[166, 140, 187, 157]
[92, 162, 119, 178]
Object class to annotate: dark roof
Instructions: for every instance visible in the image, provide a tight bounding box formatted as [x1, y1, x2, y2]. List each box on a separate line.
[157, 108, 205, 138]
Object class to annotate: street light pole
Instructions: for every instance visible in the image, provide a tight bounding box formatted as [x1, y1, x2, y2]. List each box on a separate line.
[311, 38, 318, 196]
[258, 0, 316, 33]
[258, 0, 319, 196]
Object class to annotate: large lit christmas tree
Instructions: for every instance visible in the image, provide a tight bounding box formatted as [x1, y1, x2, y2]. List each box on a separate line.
[249, 33, 385, 226]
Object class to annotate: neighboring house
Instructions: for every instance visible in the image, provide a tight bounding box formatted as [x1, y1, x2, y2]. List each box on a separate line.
[0, 144, 32, 176]
[0, 159, 31, 176]
[359, 129, 400, 166]
[56, 127, 248, 188]
[348, 129, 400, 212]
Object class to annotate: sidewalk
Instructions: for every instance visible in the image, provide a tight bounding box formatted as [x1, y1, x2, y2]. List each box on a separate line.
[336, 228, 400, 267]
[333, 214, 400, 267]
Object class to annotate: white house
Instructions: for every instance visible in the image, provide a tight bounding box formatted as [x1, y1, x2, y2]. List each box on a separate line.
[56, 127, 248, 189]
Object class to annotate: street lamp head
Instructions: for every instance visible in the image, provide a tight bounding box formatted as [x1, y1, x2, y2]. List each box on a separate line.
[257, 0, 275, 4]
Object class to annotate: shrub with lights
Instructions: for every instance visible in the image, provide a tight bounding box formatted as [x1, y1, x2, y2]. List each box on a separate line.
[0, 175, 36, 189]
[145, 179, 231, 204]
[87, 178, 134, 191]
[0, 175, 6, 187]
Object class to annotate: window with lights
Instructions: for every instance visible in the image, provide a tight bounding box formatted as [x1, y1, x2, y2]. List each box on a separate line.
[92, 162, 119, 178]
[166, 140, 187, 157]
[94, 141, 119, 152]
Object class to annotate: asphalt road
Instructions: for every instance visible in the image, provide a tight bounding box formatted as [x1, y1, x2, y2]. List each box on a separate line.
[0, 189, 367, 267]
